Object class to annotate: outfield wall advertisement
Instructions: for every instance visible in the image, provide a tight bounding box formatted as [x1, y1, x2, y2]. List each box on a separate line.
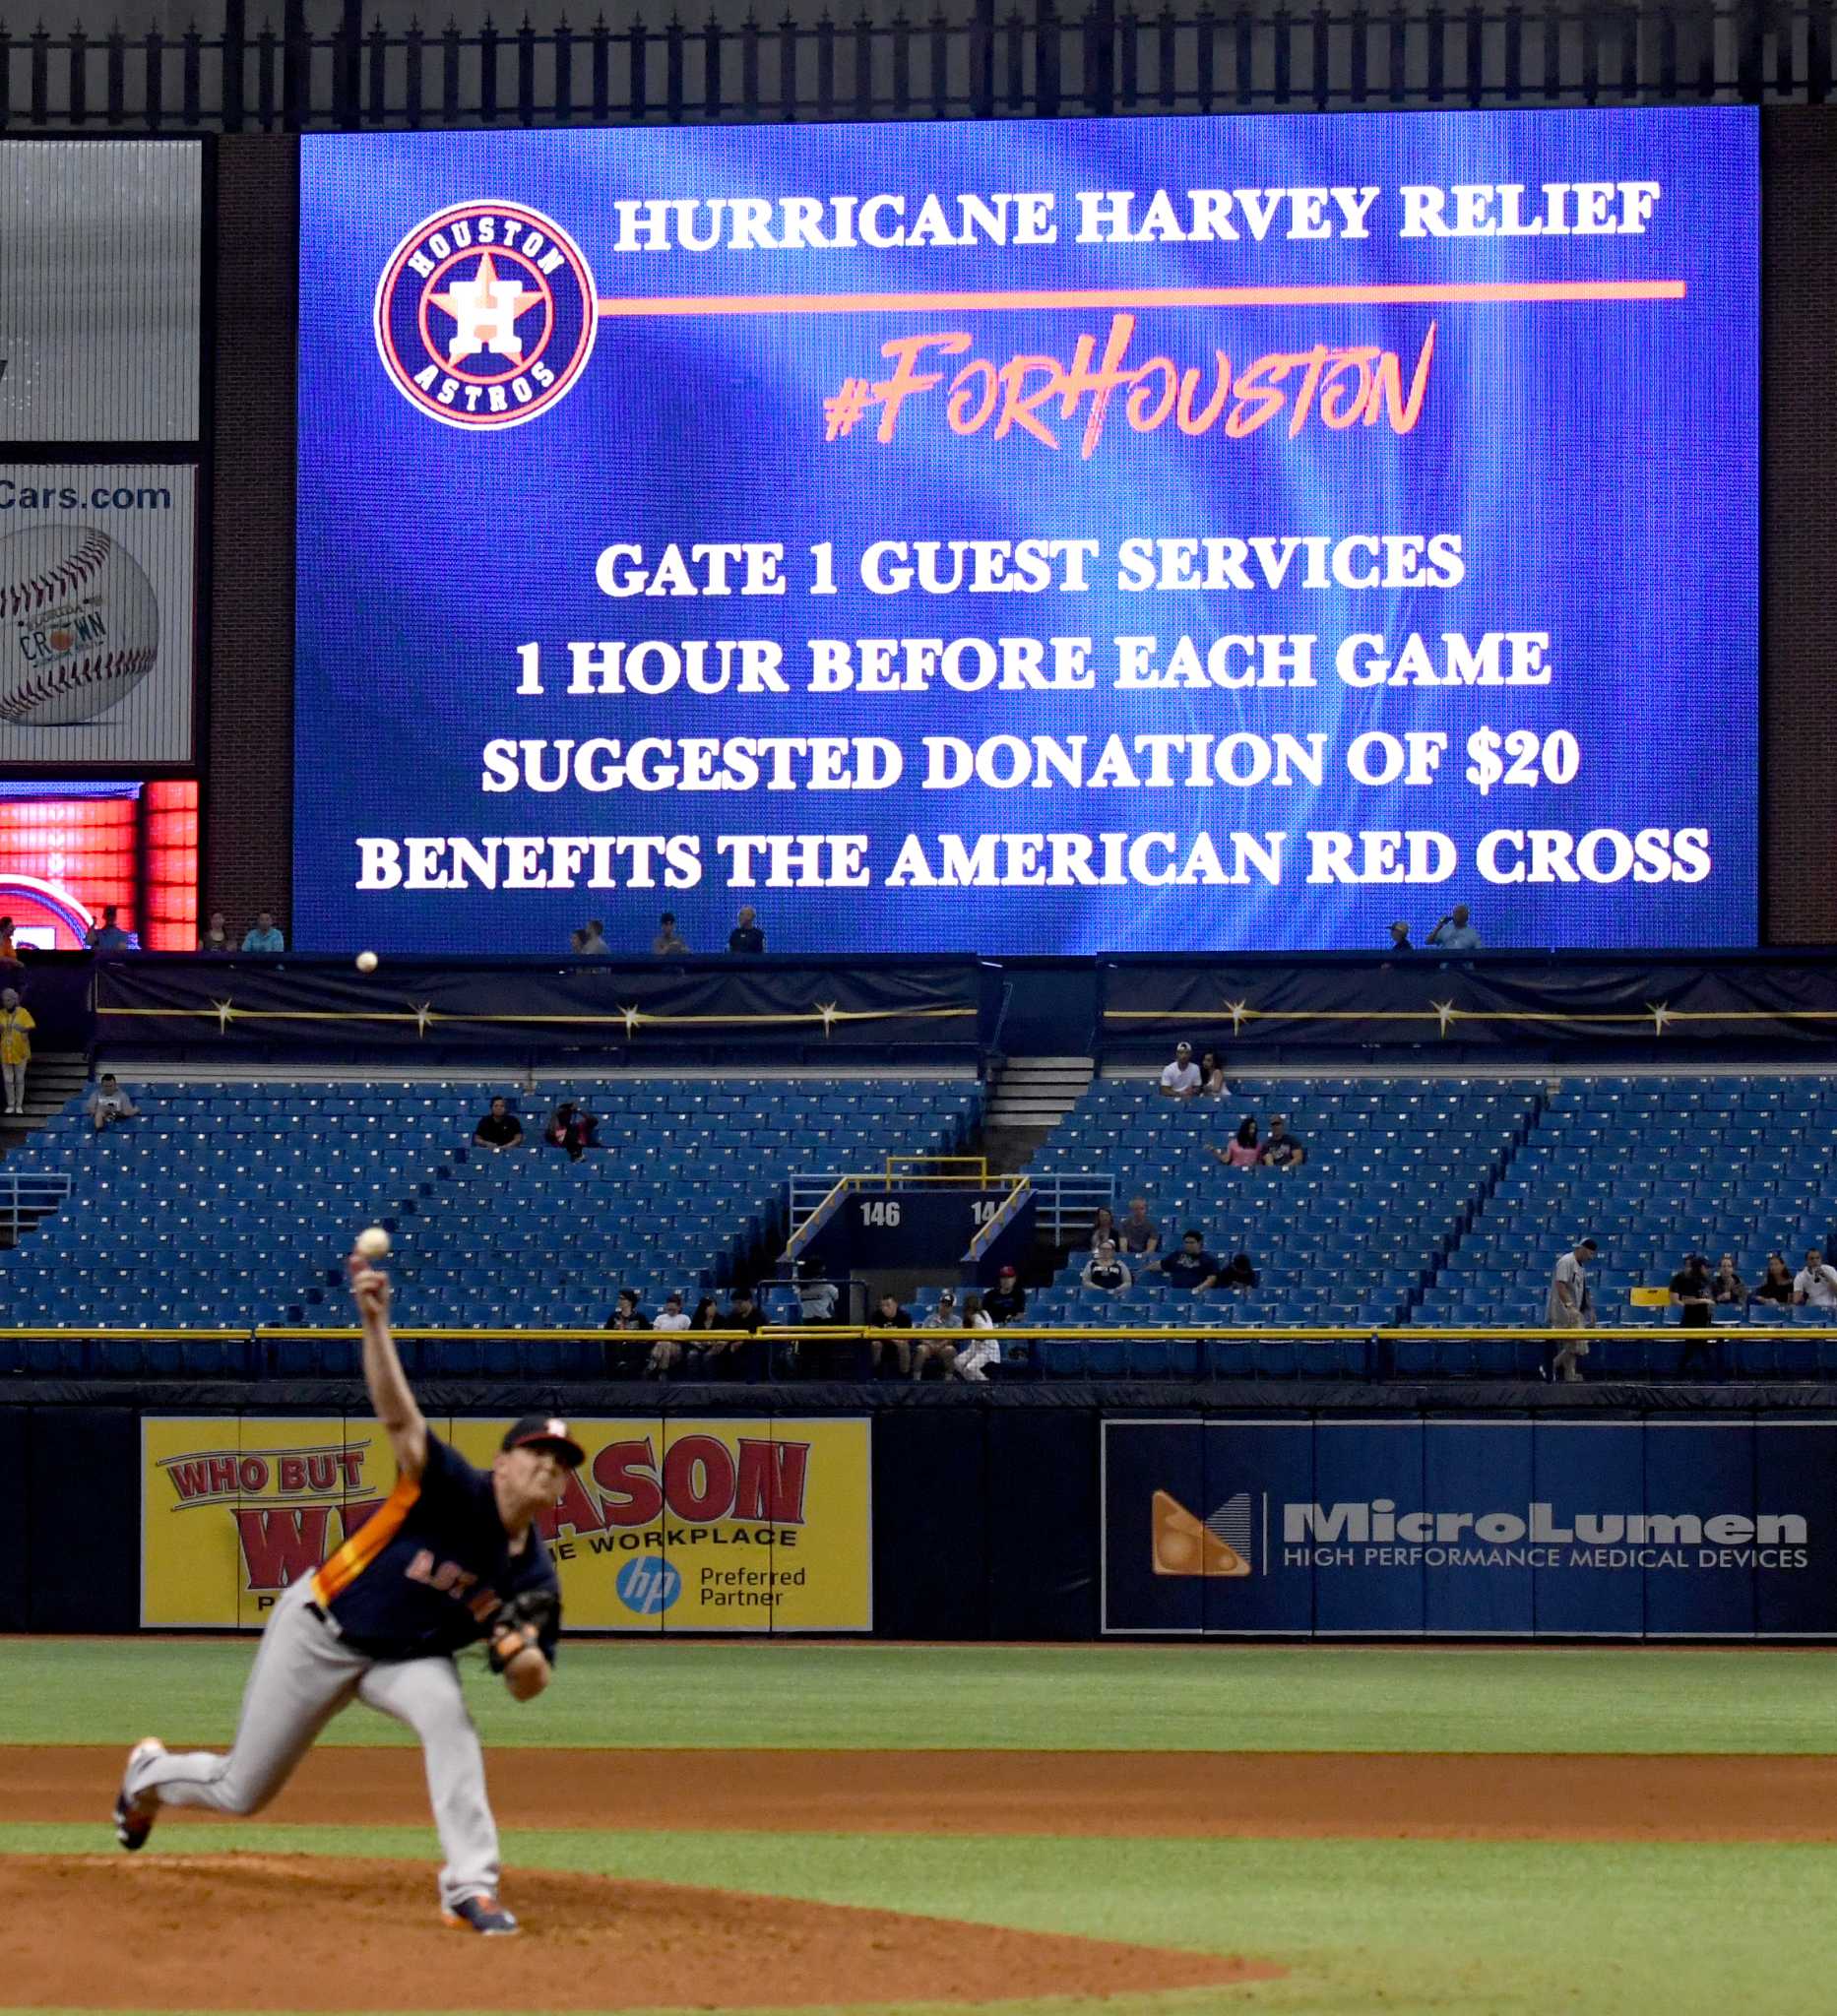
[294, 106, 1757, 956]
[1101, 1418, 1837, 1638]
[142, 1416, 871, 1632]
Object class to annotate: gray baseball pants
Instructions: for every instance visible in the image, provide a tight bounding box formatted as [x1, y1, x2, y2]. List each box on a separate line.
[126, 1579, 501, 1910]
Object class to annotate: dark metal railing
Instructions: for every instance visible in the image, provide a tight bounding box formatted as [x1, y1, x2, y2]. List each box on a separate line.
[0, 0, 1827, 131]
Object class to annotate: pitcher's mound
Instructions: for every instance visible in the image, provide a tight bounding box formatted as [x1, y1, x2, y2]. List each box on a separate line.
[2, 1855, 1282, 2008]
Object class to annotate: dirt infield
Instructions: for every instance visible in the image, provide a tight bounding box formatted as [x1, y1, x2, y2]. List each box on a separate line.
[7, 1744, 1835, 1840]
[0, 1855, 1284, 2008]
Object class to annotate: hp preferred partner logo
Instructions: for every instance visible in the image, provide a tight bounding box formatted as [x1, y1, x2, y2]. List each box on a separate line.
[373, 201, 598, 429]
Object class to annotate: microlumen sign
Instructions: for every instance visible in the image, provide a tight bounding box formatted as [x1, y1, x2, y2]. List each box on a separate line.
[1283, 1502, 1806, 1547]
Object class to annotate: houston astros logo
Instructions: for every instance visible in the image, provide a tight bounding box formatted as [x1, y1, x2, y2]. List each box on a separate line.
[373, 201, 598, 429]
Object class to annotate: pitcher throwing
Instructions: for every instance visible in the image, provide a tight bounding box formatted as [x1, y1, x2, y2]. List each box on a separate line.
[112, 1251, 577, 1936]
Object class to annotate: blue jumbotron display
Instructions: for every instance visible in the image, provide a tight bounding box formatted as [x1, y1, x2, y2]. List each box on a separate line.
[294, 107, 1757, 954]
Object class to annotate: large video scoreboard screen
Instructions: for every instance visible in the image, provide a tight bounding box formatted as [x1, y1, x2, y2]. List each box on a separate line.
[294, 107, 1757, 954]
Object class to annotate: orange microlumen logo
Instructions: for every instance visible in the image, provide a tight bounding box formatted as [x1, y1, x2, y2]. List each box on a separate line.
[1152, 1489, 1251, 1578]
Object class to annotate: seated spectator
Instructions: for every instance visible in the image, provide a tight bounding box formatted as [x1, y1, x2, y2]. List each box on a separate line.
[1793, 1249, 1837, 1309]
[1081, 1240, 1132, 1294]
[915, 1292, 962, 1379]
[87, 1071, 139, 1134]
[797, 1254, 839, 1323]
[1711, 1255, 1746, 1306]
[1260, 1114, 1306, 1169]
[88, 905, 133, 952]
[241, 911, 285, 953]
[542, 1100, 598, 1160]
[1754, 1254, 1795, 1306]
[603, 1288, 653, 1376]
[1158, 1040, 1201, 1100]
[0, 916, 22, 968]
[701, 1285, 765, 1379]
[0, 987, 33, 1115]
[1426, 903, 1483, 951]
[199, 912, 230, 952]
[1198, 1050, 1229, 1100]
[473, 1096, 523, 1153]
[1161, 1229, 1223, 1293]
[1387, 920, 1413, 952]
[644, 1291, 693, 1376]
[1220, 1252, 1259, 1291]
[955, 1296, 999, 1382]
[1206, 1117, 1262, 1169]
[1088, 1205, 1117, 1251]
[652, 912, 689, 956]
[871, 1291, 914, 1377]
[728, 905, 766, 955]
[985, 1264, 1028, 1323]
[1118, 1196, 1161, 1255]
[576, 919, 610, 956]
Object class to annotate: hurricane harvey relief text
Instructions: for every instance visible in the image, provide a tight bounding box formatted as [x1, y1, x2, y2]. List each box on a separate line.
[350, 532, 1715, 899]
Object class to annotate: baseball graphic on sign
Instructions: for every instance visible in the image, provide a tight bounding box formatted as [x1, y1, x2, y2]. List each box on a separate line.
[0, 525, 158, 725]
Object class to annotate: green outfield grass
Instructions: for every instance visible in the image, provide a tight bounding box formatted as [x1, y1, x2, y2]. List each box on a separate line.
[7, 1640, 1837, 2014]
[5, 1637, 1837, 1753]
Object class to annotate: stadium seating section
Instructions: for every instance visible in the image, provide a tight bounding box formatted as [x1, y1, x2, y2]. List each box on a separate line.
[5, 1067, 1836, 1380]
[0, 1074, 981, 1374]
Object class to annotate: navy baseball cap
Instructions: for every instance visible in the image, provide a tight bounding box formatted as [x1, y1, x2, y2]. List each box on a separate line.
[502, 1415, 585, 1467]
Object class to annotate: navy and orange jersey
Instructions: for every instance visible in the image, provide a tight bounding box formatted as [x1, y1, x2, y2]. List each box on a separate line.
[315, 1431, 560, 1662]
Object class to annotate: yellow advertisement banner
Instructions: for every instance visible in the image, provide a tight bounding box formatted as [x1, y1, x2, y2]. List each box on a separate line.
[141, 1416, 871, 1633]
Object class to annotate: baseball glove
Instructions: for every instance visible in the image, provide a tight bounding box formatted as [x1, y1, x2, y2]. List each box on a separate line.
[485, 1588, 558, 1672]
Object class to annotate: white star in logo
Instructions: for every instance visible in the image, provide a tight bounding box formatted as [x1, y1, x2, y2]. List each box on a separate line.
[1225, 999, 1250, 1036]
[815, 1001, 841, 1037]
[1431, 998, 1458, 1037]
[1650, 1002, 1673, 1035]
[619, 1003, 643, 1037]
[412, 1001, 436, 1039]
[428, 251, 540, 365]
[211, 996, 236, 1036]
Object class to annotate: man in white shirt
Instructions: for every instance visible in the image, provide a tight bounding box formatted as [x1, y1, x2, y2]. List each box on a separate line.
[1158, 1041, 1201, 1100]
[1793, 1250, 1837, 1309]
[1545, 1236, 1598, 1381]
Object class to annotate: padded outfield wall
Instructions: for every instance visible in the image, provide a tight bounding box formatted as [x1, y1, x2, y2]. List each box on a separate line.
[10, 1385, 1837, 1640]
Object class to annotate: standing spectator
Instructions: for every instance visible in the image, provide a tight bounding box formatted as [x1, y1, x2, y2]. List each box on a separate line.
[1426, 903, 1483, 951]
[1206, 1117, 1262, 1169]
[575, 919, 610, 956]
[241, 912, 285, 953]
[985, 1264, 1028, 1324]
[1260, 1114, 1306, 1169]
[1711, 1255, 1746, 1307]
[1088, 1205, 1117, 1251]
[1158, 1041, 1201, 1100]
[199, 912, 230, 952]
[542, 1100, 598, 1160]
[0, 917, 22, 969]
[1754, 1254, 1795, 1307]
[1792, 1248, 1837, 1309]
[1670, 1252, 1717, 1376]
[870, 1291, 914, 1377]
[1081, 1240, 1131, 1295]
[728, 906, 765, 955]
[472, 1096, 523, 1153]
[0, 987, 33, 1114]
[1160, 1230, 1223, 1294]
[1119, 1197, 1161, 1256]
[87, 1071, 139, 1134]
[1546, 1235, 1598, 1382]
[88, 905, 133, 951]
[1387, 920, 1414, 952]
[652, 912, 689, 956]
[1197, 1050, 1229, 1100]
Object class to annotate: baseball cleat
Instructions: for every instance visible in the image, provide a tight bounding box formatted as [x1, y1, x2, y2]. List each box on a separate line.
[112, 1736, 165, 1851]
[442, 1893, 520, 1935]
